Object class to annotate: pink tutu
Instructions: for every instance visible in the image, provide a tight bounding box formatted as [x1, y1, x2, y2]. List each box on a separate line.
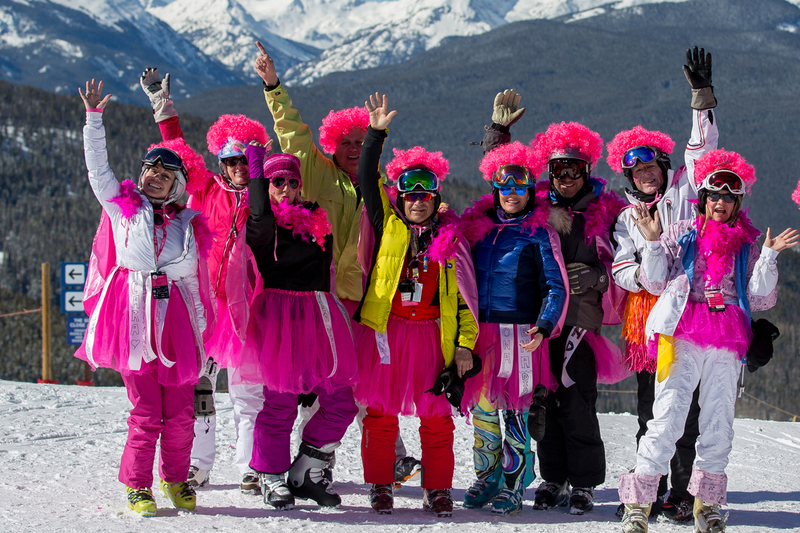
[674, 300, 752, 357]
[233, 289, 358, 394]
[203, 296, 243, 369]
[354, 315, 452, 418]
[340, 298, 371, 348]
[464, 322, 557, 411]
[585, 331, 632, 384]
[75, 270, 203, 387]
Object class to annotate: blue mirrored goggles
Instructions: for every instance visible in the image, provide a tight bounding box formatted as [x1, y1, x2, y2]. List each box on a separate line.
[495, 186, 529, 196]
[492, 165, 534, 187]
[397, 169, 439, 193]
[621, 146, 659, 169]
[142, 147, 183, 171]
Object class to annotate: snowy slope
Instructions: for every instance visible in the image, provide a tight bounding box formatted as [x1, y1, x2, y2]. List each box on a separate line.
[1, 379, 799, 532]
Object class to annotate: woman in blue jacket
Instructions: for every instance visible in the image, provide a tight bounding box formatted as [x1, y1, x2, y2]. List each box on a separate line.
[461, 141, 569, 515]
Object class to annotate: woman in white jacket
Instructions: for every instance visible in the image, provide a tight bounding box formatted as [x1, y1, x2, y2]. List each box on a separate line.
[75, 79, 215, 517]
[618, 149, 798, 533]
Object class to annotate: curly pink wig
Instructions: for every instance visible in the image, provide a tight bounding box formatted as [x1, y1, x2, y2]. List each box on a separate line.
[145, 138, 212, 195]
[694, 149, 756, 194]
[605, 126, 676, 173]
[531, 122, 604, 166]
[385, 146, 449, 184]
[318, 107, 370, 155]
[479, 141, 543, 181]
[206, 114, 268, 156]
[793, 178, 800, 210]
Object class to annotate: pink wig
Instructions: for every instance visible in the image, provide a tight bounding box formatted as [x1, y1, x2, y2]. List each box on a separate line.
[318, 107, 370, 155]
[385, 146, 449, 183]
[206, 114, 268, 156]
[694, 149, 756, 194]
[793, 178, 800, 209]
[478, 141, 543, 181]
[531, 122, 604, 165]
[605, 126, 676, 173]
[145, 138, 212, 195]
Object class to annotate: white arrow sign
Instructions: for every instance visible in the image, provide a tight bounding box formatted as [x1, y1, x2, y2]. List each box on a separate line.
[61, 262, 87, 286]
[61, 290, 85, 314]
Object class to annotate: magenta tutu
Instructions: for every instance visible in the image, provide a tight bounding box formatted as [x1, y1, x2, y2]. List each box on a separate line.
[464, 322, 557, 411]
[203, 296, 243, 369]
[584, 331, 632, 385]
[674, 300, 752, 357]
[234, 289, 358, 394]
[355, 316, 452, 418]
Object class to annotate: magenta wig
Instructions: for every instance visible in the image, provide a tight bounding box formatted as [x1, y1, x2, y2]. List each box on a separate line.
[318, 106, 370, 155]
[145, 138, 212, 195]
[793, 178, 800, 210]
[531, 122, 603, 166]
[694, 149, 756, 194]
[206, 114, 269, 157]
[605, 126, 676, 173]
[385, 146, 449, 184]
[479, 141, 543, 181]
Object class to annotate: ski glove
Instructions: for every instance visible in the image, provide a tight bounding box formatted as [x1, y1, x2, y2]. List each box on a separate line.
[140, 67, 178, 123]
[566, 262, 607, 295]
[425, 352, 482, 415]
[491, 89, 526, 128]
[683, 46, 717, 109]
[746, 318, 779, 373]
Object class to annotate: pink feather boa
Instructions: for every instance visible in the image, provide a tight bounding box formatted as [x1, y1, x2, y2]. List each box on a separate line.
[793, 177, 800, 209]
[461, 188, 551, 247]
[426, 210, 461, 264]
[581, 183, 627, 245]
[273, 201, 332, 251]
[696, 210, 760, 286]
[108, 180, 143, 219]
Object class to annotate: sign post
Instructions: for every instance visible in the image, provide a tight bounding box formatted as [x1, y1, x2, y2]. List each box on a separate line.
[38, 263, 57, 384]
[60, 261, 92, 386]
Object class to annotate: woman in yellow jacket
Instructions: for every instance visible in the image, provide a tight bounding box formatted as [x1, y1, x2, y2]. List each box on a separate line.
[353, 94, 479, 517]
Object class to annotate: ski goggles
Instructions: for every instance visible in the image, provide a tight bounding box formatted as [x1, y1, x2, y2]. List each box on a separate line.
[270, 176, 301, 190]
[621, 146, 659, 169]
[700, 170, 745, 195]
[497, 187, 528, 196]
[142, 147, 183, 171]
[706, 192, 737, 204]
[397, 169, 439, 193]
[400, 191, 436, 203]
[549, 159, 587, 181]
[492, 165, 534, 188]
[221, 155, 248, 167]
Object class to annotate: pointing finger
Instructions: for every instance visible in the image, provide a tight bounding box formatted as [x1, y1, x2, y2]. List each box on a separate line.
[255, 41, 268, 55]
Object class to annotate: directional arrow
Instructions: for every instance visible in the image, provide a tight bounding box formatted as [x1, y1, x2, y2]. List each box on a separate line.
[61, 290, 85, 314]
[60, 262, 87, 287]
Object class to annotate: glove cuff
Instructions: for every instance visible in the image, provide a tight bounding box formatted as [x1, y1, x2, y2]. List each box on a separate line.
[152, 97, 178, 123]
[691, 87, 717, 110]
[488, 122, 510, 134]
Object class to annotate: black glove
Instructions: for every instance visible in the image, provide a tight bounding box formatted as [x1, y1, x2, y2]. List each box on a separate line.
[746, 319, 780, 373]
[298, 392, 319, 408]
[527, 384, 548, 442]
[566, 263, 606, 295]
[683, 46, 712, 89]
[425, 353, 482, 414]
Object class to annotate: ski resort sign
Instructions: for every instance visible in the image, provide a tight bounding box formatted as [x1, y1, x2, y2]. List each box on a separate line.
[60, 262, 88, 344]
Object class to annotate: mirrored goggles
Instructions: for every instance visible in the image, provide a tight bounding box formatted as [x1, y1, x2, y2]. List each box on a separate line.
[707, 192, 737, 204]
[621, 146, 659, 169]
[142, 147, 183, 171]
[270, 176, 301, 190]
[496, 186, 528, 196]
[492, 165, 534, 188]
[401, 191, 436, 203]
[397, 169, 439, 193]
[221, 155, 248, 167]
[701, 170, 745, 195]
[549, 159, 587, 181]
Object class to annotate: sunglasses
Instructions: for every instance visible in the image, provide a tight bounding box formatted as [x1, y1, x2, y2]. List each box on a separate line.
[221, 156, 248, 167]
[270, 176, 301, 189]
[621, 146, 659, 169]
[401, 191, 436, 203]
[142, 147, 183, 171]
[549, 160, 587, 181]
[493, 165, 534, 187]
[702, 170, 745, 195]
[497, 187, 528, 196]
[707, 192, 737, 204]
[397, 169, 439, 193]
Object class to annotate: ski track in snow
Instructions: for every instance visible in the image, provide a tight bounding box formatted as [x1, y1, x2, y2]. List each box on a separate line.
[0, 380, 798, 532]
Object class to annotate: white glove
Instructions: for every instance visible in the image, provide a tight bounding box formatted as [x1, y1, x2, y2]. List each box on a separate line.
[139, 67, 177, 123]
[491, 88, 525, 128]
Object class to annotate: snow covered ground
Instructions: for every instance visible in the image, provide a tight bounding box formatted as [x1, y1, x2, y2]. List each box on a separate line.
[1, 379, 798, 532]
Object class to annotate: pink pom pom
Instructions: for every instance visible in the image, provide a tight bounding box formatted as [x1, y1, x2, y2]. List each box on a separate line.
[385, 146, 449, 183]
[694, 149, 756, 194]
[605, 126, 675, 173]
[145, 138, 212, 195]
[108, 179, 143, 219]
[318, 107, 370, 155]
[531, 122, 603, 166]
[206, 114, 268, 156]
[793, 179, 800, 210]
[478, 141, 543, 181]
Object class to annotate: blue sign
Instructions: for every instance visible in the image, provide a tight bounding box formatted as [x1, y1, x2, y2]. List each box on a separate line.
[61, 262, 89, 287]
[60, 289, 85, 314]
[67, 315, 89, 346]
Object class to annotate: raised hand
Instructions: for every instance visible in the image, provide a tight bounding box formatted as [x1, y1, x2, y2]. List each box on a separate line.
[365, 92, 397, 130]
[254, 41, 279, 86]
[139, 67, 170, 98]
[764, 227, 799, 252]
[683, 46, 712, 89]
[630, 201, 662, 241]
[78, 79, 112, 110]
[492, 88, 525, 127]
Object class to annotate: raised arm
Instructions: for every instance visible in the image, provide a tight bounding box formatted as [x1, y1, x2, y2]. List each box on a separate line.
[244, 143, 276, 270]
[481, 89, 524, 154]
[139, 67, 184, 141]
[747, 227, 799, 310]
[359, 93, 396, 232]
[683, 47, 719, 187]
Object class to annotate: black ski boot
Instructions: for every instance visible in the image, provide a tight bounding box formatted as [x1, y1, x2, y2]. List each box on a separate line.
[287, 442, 340, 507]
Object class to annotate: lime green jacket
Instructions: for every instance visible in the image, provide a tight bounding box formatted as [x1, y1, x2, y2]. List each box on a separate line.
[263, 85, 363, 302]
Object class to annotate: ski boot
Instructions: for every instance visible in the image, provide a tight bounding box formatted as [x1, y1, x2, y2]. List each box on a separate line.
[662, 492, 693, 522]
[370, 484, 394, 514]
[423, 488, 453, 517]
[126, 486, 157, 517]
[621, 503, 652, 533]
[159, 479, 196, 511]
[569, 487, 594, 515]
[532, 480, 570, 510]
[491, 488, 524, 515]
[260, 473, 294, 510]
[393, 456, 422, 488]
[463, 473, 503, 509]
[693, 498, 727, 532]
[187, 465, 209, 488]
[287, 441, 340, 507]
[240, 471, 261, 495]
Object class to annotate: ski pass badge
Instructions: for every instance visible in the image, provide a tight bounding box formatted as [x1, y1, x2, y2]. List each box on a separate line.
[151, 271, 170, 299]
[704, 289, 725, 312]
[398, 279, 422, 307]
